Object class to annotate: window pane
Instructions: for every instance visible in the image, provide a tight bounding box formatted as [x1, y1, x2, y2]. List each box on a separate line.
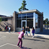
[17, 14, 21, 18]
[22, 14, 26, 16]
[27, 15, 33, 18]
[5, 18, 8, 21]
[27, 19, 33, 28]
[22, 16, 26, 18]
[2, 18, 5, 21]
[22, 14, 26, 18]
[17, 20, 21, 28]
[27, 13, 33, 15]
[35, 13, 38, 28]
[27, 13, 33, 18]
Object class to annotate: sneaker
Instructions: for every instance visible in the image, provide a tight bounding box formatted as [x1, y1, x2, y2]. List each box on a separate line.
[17, 44, 19, 46]
[20, 46, 22, 48]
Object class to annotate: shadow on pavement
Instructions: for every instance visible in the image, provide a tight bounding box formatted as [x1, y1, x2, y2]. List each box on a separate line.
[21, 46, 31, 49]
[27, 36, 49, 40]
[24, 38, 45, 42]
[34, 36, 49, 40]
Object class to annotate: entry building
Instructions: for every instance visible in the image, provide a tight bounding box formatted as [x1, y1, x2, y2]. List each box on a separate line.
[0, 9, 43, 33]
[13, 9, 43, 33]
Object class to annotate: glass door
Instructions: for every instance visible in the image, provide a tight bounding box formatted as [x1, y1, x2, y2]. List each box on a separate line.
[21, 20, 27, 28]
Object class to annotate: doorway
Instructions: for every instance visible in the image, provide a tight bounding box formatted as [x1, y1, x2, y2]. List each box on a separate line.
[21, 20, 27, 28]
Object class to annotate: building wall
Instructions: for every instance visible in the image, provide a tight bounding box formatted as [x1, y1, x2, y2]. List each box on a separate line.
[0, 10, 43, 32]
[40, 13, 43, 32]
[38, 13, 43, 32]
[13, 11, 17, 31]
[0, 18, 13, 31]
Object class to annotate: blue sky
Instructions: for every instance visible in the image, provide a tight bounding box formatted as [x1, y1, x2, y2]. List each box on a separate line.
[0, 0, 49, 20]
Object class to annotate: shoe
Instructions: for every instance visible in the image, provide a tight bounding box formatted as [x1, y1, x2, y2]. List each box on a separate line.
[17, 44, 19, 46]
[20, 46, 22, 48]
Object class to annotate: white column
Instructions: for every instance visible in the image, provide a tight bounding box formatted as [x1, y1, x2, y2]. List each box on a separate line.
[33, 12, 35, 29]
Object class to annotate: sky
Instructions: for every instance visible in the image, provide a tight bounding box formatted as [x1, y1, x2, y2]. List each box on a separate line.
[0, 0, 49, 20]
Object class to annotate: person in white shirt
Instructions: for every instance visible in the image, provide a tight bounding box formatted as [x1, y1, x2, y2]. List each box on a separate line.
[8, 26, 11, 32]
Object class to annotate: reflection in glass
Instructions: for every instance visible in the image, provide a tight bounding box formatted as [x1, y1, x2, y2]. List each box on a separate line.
[17, 20, 21, 28]
[27, 13, 33, 18]
[22, 14, 26, 16]
[35, 13, 38, 28]
[27, 13, 33, 15]
[27, 19, 33, 28]
[22, 16, 26, 18]
[17, 14, 21, 18]
[22, 14, 26, 18]
[27, 15, 33, 18]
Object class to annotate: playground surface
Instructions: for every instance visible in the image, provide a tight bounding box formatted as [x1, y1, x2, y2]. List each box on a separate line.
[0, 32, 49, 49]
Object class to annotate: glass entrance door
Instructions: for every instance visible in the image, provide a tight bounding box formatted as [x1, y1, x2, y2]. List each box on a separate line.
[21, 20, 27, 28]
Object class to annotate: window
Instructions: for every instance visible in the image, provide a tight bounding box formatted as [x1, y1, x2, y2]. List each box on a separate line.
[27, 13, 33, 18]
[2, 18, 5, 21]
[35, 13, 38, 28]
[2, 18, 8, 21]
[27, 15, 33, 18]
[5, 18, 8, 21]
[27, 19, 33, 28]
[17, 20, 21, 28]
[27, 13, 33, 16]
[22, 14, 26, 16]
[17, 14, 21, 18]
[22, 14, 26, 18]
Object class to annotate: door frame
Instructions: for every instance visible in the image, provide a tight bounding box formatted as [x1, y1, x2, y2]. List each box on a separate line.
[21, 20, 27, 28]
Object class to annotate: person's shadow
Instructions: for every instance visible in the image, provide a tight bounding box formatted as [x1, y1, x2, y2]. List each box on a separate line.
[24, 38, 45, 42]
[21, 46, 31, 49]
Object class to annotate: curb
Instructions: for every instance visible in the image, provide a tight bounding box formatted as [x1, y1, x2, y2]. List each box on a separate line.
[34, 34, 49, 39]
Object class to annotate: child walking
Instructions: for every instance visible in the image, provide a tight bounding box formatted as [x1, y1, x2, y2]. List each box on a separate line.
[17, 29, 24, 48]
[28, 27, 31, 36]
[32, 27, 35, 38]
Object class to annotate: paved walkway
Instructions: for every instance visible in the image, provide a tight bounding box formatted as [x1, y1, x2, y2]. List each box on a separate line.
[0, 32, 49, 49]
[0, 31, 49, 39]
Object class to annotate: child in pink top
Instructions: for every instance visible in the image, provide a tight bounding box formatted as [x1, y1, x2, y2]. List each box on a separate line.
[17, 29, 24, 48]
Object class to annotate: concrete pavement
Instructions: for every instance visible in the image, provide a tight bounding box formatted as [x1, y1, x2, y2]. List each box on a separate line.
[0, 32, 49, 49]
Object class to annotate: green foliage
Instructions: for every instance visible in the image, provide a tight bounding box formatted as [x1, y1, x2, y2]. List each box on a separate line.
[0, 17, 2, 22]
[47, 21, 49, 24]
[43, 18, 49, 24]
[19, 0, 28, 11]
[45, 18, 48, 22]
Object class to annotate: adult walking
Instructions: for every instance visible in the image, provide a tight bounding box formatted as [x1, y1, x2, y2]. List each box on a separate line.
[25, 26, 28, 36]
[32, 27, 35, 38]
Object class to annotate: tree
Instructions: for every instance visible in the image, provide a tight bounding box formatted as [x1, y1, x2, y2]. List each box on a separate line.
[43, 20, 45, 24]
[45, 18, 48, 22]
[47, 21, 49, 24]
[45, 18, 48, 24]
[43, 18, 49, 24]
[19, 0, 28, 11]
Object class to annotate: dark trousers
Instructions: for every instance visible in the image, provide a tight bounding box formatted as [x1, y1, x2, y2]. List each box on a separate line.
[17, 38, 22, 47]
[32, 33, 34, 36]
[25, 31, 28, 36]
[9, 30, 10, 32]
